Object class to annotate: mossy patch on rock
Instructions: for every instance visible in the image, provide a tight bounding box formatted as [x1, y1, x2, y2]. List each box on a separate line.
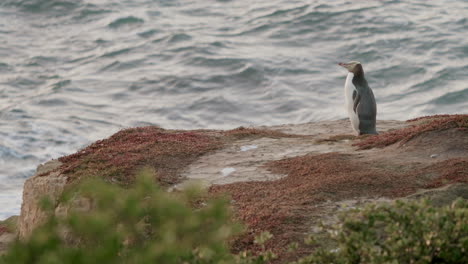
[353, 114, 467, 150]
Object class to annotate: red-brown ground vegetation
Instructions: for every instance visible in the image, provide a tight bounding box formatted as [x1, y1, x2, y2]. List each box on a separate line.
[353, 114, 468, 150]
[223, 126, 303, 140]
[406, 114, 454, 122]
[424, 158, 468, 188]
[42, 126, 299, 187]
[210, 151, 468, 262]
[56, 127, 223, 187]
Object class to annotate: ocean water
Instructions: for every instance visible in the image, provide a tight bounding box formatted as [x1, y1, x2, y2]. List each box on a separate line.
[0, 0, 467, 219]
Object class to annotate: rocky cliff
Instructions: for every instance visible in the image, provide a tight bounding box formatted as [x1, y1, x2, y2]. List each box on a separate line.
[5, 115, 467, 259]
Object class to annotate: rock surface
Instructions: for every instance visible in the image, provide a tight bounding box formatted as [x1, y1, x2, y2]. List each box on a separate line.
[180, 119, 407, 187]
[0, 233, 15, 256]
[18, 160, 66, 239]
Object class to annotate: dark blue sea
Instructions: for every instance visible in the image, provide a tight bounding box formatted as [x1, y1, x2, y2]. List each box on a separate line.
[1, 0, 467, 219]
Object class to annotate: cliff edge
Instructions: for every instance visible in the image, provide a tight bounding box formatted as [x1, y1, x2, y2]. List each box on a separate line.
[6, 115, 467, 259]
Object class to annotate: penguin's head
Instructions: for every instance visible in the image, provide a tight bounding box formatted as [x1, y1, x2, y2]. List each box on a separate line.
[338, 61, 362, 73]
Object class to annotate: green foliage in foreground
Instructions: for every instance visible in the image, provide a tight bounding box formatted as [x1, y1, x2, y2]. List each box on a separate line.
[2, 171, 466, 264]
[1, 172, 273, 264]
[296, 199, 468, 264]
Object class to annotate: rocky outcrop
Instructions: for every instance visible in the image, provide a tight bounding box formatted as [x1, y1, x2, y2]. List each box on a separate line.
[15, 125, 295, 238]
[17, 160, 66, 239]
[10, 115, 468, 260]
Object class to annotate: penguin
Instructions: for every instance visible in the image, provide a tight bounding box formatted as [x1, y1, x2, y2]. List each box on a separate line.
[338, 61, 377, 135]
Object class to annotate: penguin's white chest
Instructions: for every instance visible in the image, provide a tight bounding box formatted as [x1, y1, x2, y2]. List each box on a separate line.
[344, 72, 360, 134]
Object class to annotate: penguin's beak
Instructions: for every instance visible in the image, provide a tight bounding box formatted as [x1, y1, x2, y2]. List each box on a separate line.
[338, 62, 352, 72]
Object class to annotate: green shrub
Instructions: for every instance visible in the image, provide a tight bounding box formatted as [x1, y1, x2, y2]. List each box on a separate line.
[296, 199, 468, 264]
[0, 171, 272, 264]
